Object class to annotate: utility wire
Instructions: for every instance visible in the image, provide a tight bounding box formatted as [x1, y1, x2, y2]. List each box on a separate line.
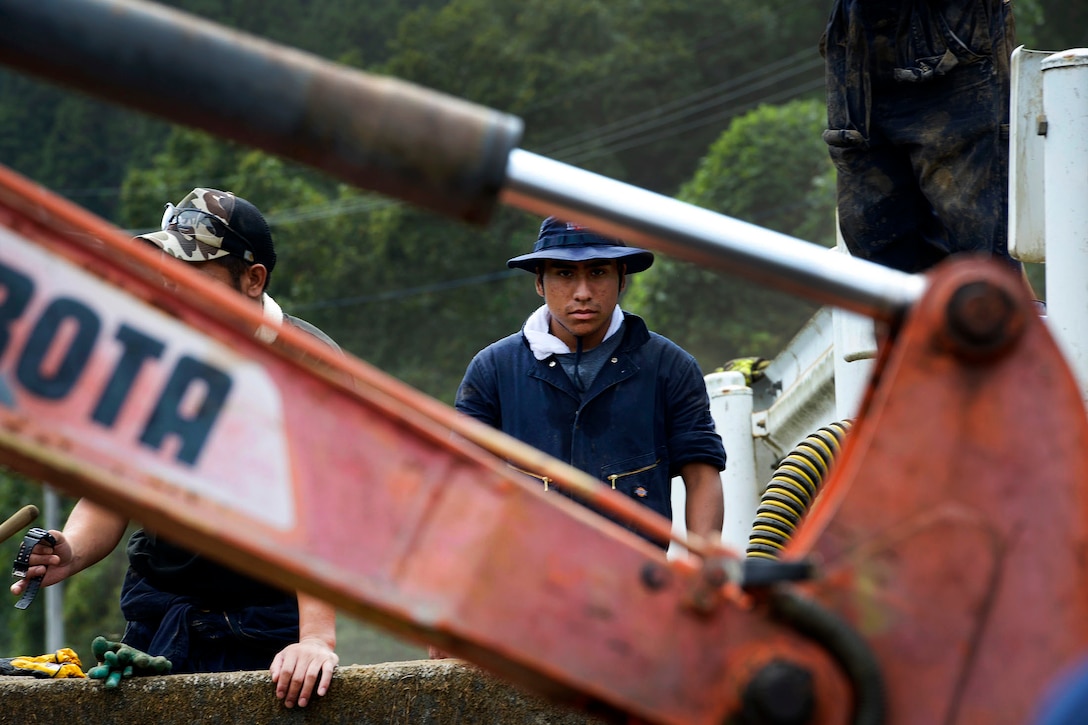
[268, 196, 401, 225]
[124, 55, 824, 230]
[537, 48, 819, 156]
[518, 11, 797, 114]
[257, 54, 824, 227]
[290, 269, 520, 311]
[565, 75, 826, 165]
[261, 54, 821, 227]
[56, 10, 806, 203]
[94, 23, 828, 245]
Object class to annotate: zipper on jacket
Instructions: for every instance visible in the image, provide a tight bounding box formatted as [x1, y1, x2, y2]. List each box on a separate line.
[607, 460, 660, 490]
[509, 464, 553, 491]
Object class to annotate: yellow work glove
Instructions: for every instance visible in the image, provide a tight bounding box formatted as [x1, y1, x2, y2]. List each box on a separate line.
[86, 636, 172, 689]
[0, 647, 85, 678]
[717, 357, 770, 386]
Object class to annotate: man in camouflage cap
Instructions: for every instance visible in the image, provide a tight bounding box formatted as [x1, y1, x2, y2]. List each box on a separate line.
[140, 187, 337, 347]
[12, 189, 339, 708]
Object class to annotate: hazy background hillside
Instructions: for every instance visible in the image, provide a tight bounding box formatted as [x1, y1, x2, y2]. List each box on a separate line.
[0, 0, 1081, 667]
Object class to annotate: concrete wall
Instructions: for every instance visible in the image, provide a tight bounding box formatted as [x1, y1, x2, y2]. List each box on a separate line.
[1, 659, 607, 725]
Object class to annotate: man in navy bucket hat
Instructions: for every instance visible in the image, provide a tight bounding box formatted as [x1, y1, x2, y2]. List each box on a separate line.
[457, 216, 725, 547]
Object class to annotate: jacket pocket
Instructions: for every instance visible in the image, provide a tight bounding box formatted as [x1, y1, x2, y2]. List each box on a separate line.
[601, 451, 663, 501]
[509, 464, 554, 491]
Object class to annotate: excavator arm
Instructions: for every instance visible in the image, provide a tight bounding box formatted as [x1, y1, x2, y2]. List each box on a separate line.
[1, 2, 1087, 723]
[0, 152, 854, 725]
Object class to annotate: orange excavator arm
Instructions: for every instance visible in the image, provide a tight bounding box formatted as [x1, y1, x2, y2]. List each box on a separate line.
[1, 2, 1087, 724]
[0, 161, 855, 725]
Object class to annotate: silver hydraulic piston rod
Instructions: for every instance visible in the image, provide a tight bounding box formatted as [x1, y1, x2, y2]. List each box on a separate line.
[502, 149, 925, 321]
[0, 0, 924, 322]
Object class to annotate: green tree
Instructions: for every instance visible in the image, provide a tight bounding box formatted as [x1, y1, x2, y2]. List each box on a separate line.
[2, 0, 1080, 672]
[0, 473, 48, 657]
[0, 475, 126, 670]
[384, 0, 827, 195]
[0, 0, 439, 220]
[1010, 0, 1088, 51]
[117, 127, 542, 401]
[627, 99, 835, 368]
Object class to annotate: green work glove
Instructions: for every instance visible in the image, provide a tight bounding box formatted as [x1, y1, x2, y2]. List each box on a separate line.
[717, 357, 770, 386]
[87, 636, 172, 689]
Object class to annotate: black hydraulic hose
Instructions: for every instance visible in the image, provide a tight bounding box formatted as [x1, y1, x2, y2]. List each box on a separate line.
[746, 420, 853, 559]
[770, 586, 886, 725]
[743, 422, 882, 723]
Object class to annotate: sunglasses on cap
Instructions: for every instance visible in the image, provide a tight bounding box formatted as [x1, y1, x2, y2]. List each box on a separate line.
[160, 203, 256, 263]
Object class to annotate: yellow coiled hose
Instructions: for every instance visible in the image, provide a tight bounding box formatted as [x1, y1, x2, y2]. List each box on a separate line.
[746, 420, 853, 560]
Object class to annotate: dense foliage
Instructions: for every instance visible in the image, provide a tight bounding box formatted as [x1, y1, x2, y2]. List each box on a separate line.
[0, 0, 1079, 666]
[627, 99, 834, 366]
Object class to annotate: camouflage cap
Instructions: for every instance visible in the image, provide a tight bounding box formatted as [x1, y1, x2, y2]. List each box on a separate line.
[137, 188, 277, 278]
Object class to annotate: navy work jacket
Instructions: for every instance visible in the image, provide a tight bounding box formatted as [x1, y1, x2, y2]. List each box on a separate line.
[455, 312, 726, 528]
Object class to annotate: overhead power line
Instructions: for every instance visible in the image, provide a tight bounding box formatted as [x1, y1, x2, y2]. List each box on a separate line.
[92, 13, 829, 245]
[518, 11, 797, 114]
[564, 75, 826, 166]
[537, 48, 818, 156]
[138, 55, 824, 231]
[540, 54, 824, 164]
[267, 196, 401, 225]
[290, 269, 520, 311]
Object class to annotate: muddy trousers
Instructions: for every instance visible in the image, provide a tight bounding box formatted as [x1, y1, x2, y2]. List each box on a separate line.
[826, 60, 1016, 274]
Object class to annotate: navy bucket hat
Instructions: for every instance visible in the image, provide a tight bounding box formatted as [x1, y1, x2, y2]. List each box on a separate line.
[507, 217, 654, 274]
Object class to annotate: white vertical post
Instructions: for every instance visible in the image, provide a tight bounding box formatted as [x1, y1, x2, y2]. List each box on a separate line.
[831, 307, 875, 421]
[708, 372, 759, 554]
[43, 486, 64, 652]
[1042, 49, 1088, 398]
[831, 238, 877, 421]
[668, 371, 759, 558]
[1008, 46, 1051, 264]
